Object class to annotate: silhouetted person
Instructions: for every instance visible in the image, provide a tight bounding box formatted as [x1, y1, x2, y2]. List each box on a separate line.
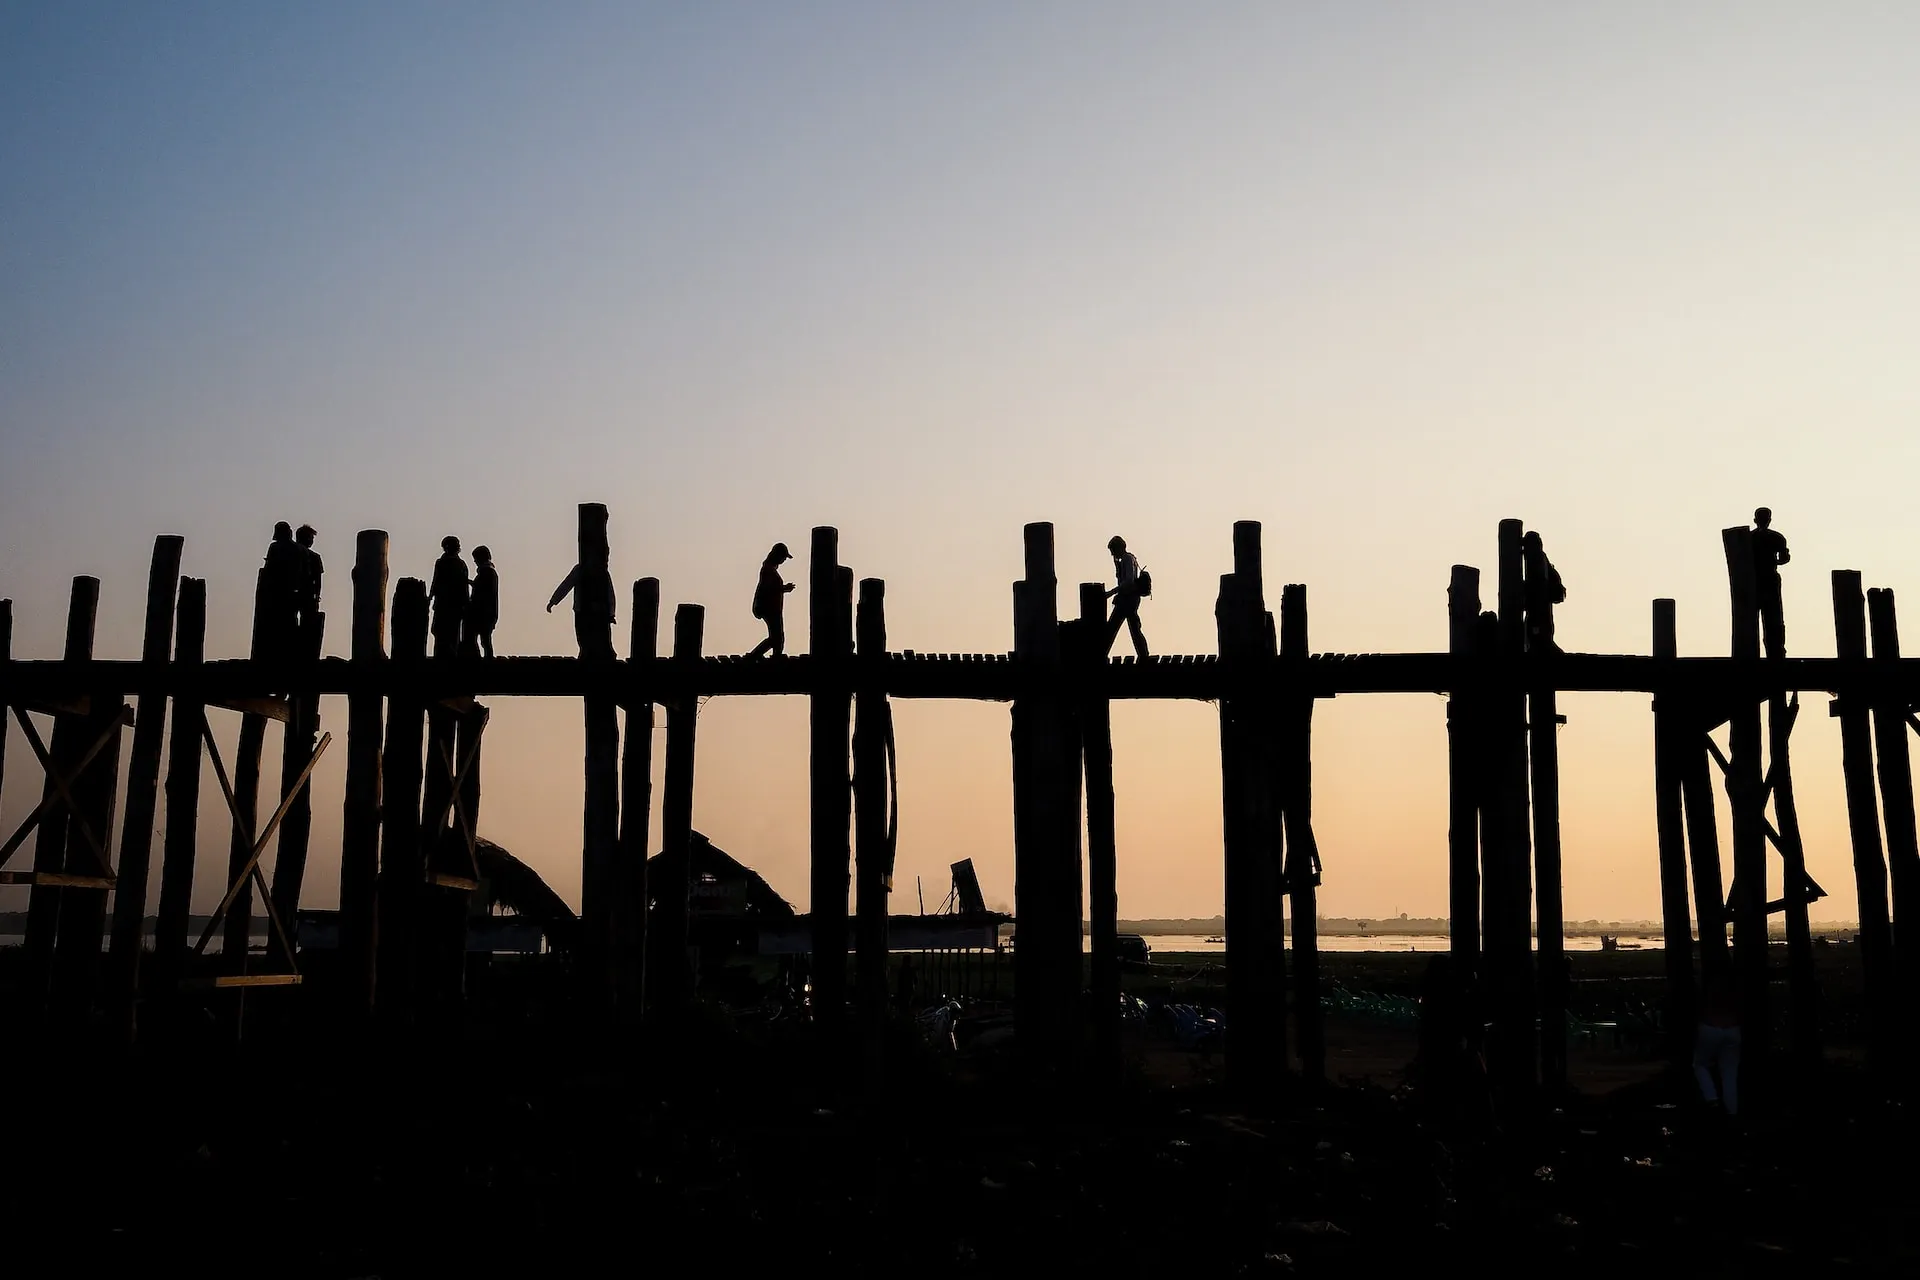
[1752, 507, 1789, 659]
[548, 554, 617, 661]
[1103, 535, 1151, 659]
[746, 542, 796, 658]
[261, 521, 304, 661]
[1521, 530, 1565, 653]
[427, 535, 469, 659]
[1693, 968, 1741, 1118]
[294, 524, 323, 631]
[467, 545, 499, 659]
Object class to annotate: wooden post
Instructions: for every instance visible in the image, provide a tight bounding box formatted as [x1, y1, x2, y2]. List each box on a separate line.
[579, 504, 620, 1007]
[221, 570, 275, 972]
[1767, 691, 1819, 1069]
[658, 604, 704, 1003]
[54, 582, 126, 1019]
[1216, 521, 1284, 1093]
[1830, 572, 1892, 1068]
[1721, 527, 1769, 1066]
[615, 578, 660, 1019]
[153, 579, 206, 992]
[1487, 519, 1534, 1102]
[27, 578, 100, 1012]
[339, 531, 389, 1018]
[1279, 583, 1323, 1084]
[1012, 522, 1076, 1073]
[1866, 589, 1920, 1017]
[1446, 567, 1482, 1000]
[1523, 533, 1567, 1092]
[809, 528, 851, 1028]
[375, 578, 428, 1021]
[0, 600, 8, 821]
[1650, 600, 1696, 1069]
[440, 700, 486, 1006]
[104, 537, 183, 1029]
[268, 606, 323, 944]
[854, 578, 890, 1055]
[1079, 582, 1121, 1079]
[1679, 727, 1730, 980]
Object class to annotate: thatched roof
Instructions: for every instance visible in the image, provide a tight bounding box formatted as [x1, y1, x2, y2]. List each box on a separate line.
[647, 831, 795, 918]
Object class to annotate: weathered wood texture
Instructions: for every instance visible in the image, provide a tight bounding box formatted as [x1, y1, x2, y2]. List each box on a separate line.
[338, 530, 389, 1017]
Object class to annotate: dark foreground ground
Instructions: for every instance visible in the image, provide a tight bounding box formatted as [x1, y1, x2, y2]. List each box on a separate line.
[2, 944, 1913, 1277]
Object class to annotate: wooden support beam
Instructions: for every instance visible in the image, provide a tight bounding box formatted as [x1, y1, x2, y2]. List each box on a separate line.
[1830, 571, 1893, 1069]
[1446, 567, 1481, 1003]
[658, 604, 704, 1003]
[854, 578, 890, 1063]
[1650, 600, 1697, 1070]
[1525, 532, 1567, 1092]
[26, 577, 100, 1015]
[580, 505, 621, 1009]
[1866, 588, 1920, 1028]
[1012, 522, 1077, 1074]
[1079, 582, 1121, 1081]
[338, 530, 388, 1021]
[221, 569, 273, 974]
[153, 579, 207, 994]
[106, 536, 184, 1036]
[615, 578, 660, 1020]
[1217, 521, 1284, 1095]
[268, 608, 324, 951]
[1722, 526, 1769, 1073]
[1768, 687, 1820, 1068]
[375, 578, 428, 1021]
[430, 700, 487, 1010]
[1486, 519, 1534, 1105]
[1280, 582, 1323, 1085]
[809, 528, 851, 1028]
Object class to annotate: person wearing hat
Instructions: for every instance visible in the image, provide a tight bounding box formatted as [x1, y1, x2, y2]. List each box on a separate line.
[747, 542, 797, 658]
[1104, 535, 1151, 659]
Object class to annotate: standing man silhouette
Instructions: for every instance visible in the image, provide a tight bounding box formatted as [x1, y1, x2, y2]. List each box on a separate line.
[294, 524, 323, 631]
[746, 542, 796, 658]
[1751, 507, 1790, 659]
[548, 550, 617, 661]
[1104, 535, 1151, 659]
[427, 535, 470, 659]
[262, 521, 304, 662]
[467, 545, 499, 659]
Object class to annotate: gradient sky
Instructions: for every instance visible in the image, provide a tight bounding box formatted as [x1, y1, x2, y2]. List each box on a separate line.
[6, 3, 1920, 928]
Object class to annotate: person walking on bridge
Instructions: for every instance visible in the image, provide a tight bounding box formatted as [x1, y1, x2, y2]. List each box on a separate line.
[548, 549, 617, 661]
[746, 542, 796, 658]
[1104, 535, 1151, 660]
[428, 535, 470, 659]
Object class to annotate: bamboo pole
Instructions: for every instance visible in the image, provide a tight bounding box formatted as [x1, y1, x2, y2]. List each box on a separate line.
[1650, 600, 1696, 1069]
[1830, 572, 1892, 1069]
[615, 578, 660, 1019]
[809, 528, 851, 1028]
[339, 530, 389, 1018]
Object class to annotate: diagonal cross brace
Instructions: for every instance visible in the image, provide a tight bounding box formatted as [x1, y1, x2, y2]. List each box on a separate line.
[423, 706, 489, 882]
[192, 715, 332, 969]
[0, 704, 134, 874]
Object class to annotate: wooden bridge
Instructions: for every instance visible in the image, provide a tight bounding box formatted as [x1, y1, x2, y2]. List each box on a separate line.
[2, 506, 1916, 1112]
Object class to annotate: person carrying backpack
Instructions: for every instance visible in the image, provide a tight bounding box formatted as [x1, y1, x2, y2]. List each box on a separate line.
[746, 542, 796, 658]
[1104, 535, 1152, 659]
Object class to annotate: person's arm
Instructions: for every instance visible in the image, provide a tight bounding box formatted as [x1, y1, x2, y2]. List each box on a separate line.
[547, 566, 578, 612]
[1778, 541, 1791, 566]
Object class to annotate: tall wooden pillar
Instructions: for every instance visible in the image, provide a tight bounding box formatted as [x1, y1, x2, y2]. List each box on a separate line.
[269, 606, 324, 944]
[1866, 590, 1920, 1018]
[1830, 572, 1892, 1068]
[1524, 533, 1567, 1091]
[375, 579, 428, 1021]
[578, 504, 620, 1007]
[221, 568, 276, 972]
[339, 531, 389, 1018]
[1721, 527, 1769, 1065]
[854, 579, 891, 1056]
[1217, 521, 1284, 1093]
[810, 528, 851, 1027]
[1279, 583, 1322, 1083]
[658, 604, 704, 1004]
[1012, 522, 1076, 1072]
[153, 580, 207, 994]
[1650, 600, 1696, 1069]
[107, 536, 184, 1031]
[1079, 583, 1121, 1078]
[1767, 691, 1819, 1068]
[1487, 519, 1535, 1101]
[27, 578, 101, 1013]
[54, 582, 127, 1019]
[1446, 567, 1482, 1010]
[615, 578, 660, 1019]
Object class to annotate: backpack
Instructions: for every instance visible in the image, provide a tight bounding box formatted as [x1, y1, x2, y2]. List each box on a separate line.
[1137, 568, 1153, 599]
